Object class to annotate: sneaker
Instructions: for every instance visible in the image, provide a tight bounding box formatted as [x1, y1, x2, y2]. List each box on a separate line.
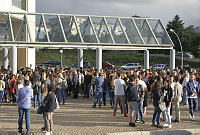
[129, 122, 132, 127]
[0, 106, 3, 109]
[163, 123, 168, 127]
[157, 125, 163, 128]
[141, 120, 145, 124]
[192, 116, 195, 121]
[151, 123, 157, 127]
[135, 119, 140, 123]
[173, 119, 180, 123]
[190, 114, 193, 118]
[124, 113, 128, 117]
[131, 123, 136, 127]
[168, 124, 172, 128]
[113, 113, 116, 116]
[92, 105, 96, 108]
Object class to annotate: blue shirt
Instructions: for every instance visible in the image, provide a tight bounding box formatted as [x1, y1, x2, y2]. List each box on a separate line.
[16, 86, 33, 109]
[187, 80, 199, 98]
[95, 77, 104, 93]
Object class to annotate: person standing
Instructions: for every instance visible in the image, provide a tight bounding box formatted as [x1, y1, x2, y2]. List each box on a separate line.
[16, 80, 33, 134]
[10, 74, 16, 103]
[126, 77, 139, 127]
[113, 73, 128, 117]
[187, 74, 199, 121]
[72, 70, 79, 98]
[151, 76, 163, 128]
[83, 71, 92, 98]
[174, 76, 183, 123]
[162, 80, 173, 128]
[32, 76, 42, 110]
[0, 75, 5, 108]
[56, 73, 65, 104]
[93, 73, 104, 108]
[43, 85, 55, 133]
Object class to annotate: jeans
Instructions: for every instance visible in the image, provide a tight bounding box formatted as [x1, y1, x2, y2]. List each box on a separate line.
[109, 90, 115, 106]
[93, 92, 103, 107]
[183, 90, 188, 105]
[136, 100, 144, 121]
[0, 91, 4, 107]
[103, 91, 106, 105]
[188, 98, 198, 117]
[152, 106, 162, 125]
[18, 108, 31, 133]
[58, 88, 65, 103]
[84, 85, 90, 98]
[34, 93, 41, 109]
[164, 106, 171, 124]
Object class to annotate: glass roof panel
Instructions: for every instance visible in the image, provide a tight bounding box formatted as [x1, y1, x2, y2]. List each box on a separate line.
[75, 16, 98, 43]
[91, 17, 113, 43]
[120, 18, 143, 44]
[105, 17, 128, 44]
[148, 19, 172, 45]
[43, 15, 65, 42]
[134, 19, 157, 44]
[0, 13, 11, 41]
[10, 13, 27, 41]
[60, 15, 81, 42]
[34, 15, 48, 42]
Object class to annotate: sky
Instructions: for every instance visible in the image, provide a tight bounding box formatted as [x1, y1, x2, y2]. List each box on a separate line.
[36, 0, 200, 27]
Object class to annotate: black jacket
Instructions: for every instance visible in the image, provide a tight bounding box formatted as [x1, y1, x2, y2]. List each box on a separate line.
[126, 84, 140, 102]
[162, 86, 173, 106]
[152, 87, 161, 106]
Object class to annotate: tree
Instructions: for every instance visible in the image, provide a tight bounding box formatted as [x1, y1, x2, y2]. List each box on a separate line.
[166, 15, 187, 51]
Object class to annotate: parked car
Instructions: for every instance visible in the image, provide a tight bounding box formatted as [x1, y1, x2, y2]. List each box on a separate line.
[176, 52, 194, 58]
[72, 61, 91, 68]
[102, 61, 115, 69]
[40, 60, 61, 67]
[120, 63, 141, 70]
[150, 64, 166, 70]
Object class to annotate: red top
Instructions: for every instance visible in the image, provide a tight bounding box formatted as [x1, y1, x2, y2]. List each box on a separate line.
[10, 79, 16, 93]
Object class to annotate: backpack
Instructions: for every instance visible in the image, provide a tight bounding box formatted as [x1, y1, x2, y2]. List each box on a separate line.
[61, 78, 68, 90]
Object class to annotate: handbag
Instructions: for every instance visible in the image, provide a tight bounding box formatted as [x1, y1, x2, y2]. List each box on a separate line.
[159, 102, 166, 112]
[37, 105, 43, 114]
[54, 96, 60, 110]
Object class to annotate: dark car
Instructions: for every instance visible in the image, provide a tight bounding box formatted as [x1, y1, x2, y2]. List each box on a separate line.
[72, 61, 91, 68]
[40, 60, 61, 67]
[102, 61, 115, 69]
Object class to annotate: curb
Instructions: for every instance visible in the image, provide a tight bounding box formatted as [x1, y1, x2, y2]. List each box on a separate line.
[108, 129, 200, 135]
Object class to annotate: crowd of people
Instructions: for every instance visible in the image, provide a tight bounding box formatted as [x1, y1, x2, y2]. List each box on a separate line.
[0, 64, 199, 134]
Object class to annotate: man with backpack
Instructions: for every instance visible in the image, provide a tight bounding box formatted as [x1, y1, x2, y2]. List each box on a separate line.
[126, 77, 139, 127]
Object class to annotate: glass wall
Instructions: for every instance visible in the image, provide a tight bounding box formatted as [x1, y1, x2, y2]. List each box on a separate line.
[12, 0, 22, 9]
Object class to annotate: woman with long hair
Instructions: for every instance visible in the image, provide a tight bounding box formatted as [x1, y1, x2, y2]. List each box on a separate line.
[162, 80, 173, 128]
[151, 75, 163, 128]
[32, 76, 42, 110]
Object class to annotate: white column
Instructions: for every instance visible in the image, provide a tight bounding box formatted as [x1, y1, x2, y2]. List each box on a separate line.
[11, 45, 17, 75]
[3, 48, 9, 69]
[96, 48, 102, 73]
[27, 48, 36, 70]
[78, 49, 83, 68]
[170, 49, 175, 71]
[144, 50, 149, 70]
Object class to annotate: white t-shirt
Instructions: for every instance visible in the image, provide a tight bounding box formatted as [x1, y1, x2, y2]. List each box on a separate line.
[138, 80, 147, 89]
[114, 79, 126, 95]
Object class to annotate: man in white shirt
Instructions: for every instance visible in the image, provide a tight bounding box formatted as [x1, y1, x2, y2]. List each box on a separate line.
[113, 73, 128, 117]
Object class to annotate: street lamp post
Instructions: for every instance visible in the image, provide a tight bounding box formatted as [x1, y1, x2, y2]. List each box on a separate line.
[59, 49, 63, 68]
[170, 29, 183, 68]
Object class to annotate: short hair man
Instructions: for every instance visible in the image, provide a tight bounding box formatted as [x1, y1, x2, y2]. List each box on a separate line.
[16, 80, 33, 134]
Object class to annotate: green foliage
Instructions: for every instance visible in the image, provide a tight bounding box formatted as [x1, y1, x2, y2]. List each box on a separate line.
[166, 15, 200, 58]
[36, 50, 199, 68]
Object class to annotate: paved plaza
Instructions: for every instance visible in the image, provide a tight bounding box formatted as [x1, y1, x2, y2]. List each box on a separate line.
[0, 95, 200, 135]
